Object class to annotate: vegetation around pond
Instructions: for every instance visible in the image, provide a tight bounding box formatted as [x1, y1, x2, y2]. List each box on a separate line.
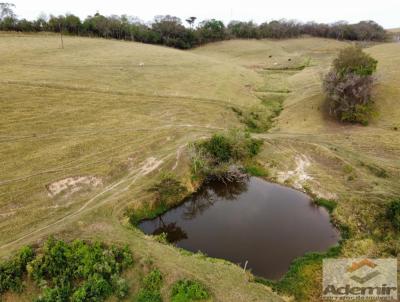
[190, 129, 263, 183]
[127, 173, 188, 225]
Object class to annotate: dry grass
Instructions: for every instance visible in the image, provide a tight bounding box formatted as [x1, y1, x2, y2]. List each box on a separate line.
[1, 33, 400, 301]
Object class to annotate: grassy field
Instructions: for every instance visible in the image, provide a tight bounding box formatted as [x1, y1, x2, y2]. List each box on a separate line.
[1, 33, 399, 301]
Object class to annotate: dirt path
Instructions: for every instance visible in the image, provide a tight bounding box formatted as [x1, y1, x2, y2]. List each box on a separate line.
[0, 154, 171, 251]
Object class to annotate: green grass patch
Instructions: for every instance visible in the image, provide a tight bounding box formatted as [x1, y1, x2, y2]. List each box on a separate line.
[231, 94, 284, 133]
[128, 202, 169, 226]
[313, 198, 337, 213]
[171, 279, 210, 302]
[244, 162, 269, 177]
[128, 174, 187, 225]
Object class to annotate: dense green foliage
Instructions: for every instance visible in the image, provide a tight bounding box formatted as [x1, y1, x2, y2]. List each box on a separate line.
[313, 198, 337, 213]
[171, 279, 210, 302]
[0, 238, 133, 301]
[191, 130, 263, 182]
[136, 269, 163, 302]
[386, 199, 400, 231]
[333, 46, 378, 76]
[128, 174, 187, 225]
[0, 3, 387, 49]
[323, 46, 378, 125]
[0, 246, 35, 294]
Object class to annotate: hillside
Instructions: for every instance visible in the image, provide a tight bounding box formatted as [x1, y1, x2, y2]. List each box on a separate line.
[1, 33, 400, 301]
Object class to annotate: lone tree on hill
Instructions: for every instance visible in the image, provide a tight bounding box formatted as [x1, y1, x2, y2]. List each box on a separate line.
[185, 16, 196, 29]
[323, 45, 378, 125]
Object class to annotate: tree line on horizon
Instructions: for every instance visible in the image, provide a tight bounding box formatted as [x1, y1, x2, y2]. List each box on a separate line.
[0, 3, 387, 49]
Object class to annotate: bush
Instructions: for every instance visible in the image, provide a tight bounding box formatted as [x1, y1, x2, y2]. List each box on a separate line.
[30, 238, 133, 301]
[136, 290, 162, 302]
[323, 46, 377, 125]
[190, 130, 263, 182]
[333, 46, 377, 76]
[148, 174, 188, 205]
[0, 246, 34, 294]
[386, 199, 400, 231]
[136, 269, 163, 302]
[171, 279, 210, 302]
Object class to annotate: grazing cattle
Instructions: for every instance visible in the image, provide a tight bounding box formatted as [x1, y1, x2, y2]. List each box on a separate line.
[139, 62, 144, 67]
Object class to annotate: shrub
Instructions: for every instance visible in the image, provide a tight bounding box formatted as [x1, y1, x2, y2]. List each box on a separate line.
[0, 247, 34, 294]
[148, 174, 188, 205]
[323, 46, 377, 125]
[386, 199, 400, 231]
[0, 246, 34, 294]
[136, 290, 163, 302]
[190, 130, 263, 182]
[171, 279, 210, 302]
[142, 269, 163, 292]
[29, 238, 133, 301]
[202, 134, 233, 162]
[136, 269, 163, 302]
[333, 46, 377, 76]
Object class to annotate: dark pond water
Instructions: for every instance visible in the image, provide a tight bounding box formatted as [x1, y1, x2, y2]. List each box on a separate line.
[138, 177, 340, 279]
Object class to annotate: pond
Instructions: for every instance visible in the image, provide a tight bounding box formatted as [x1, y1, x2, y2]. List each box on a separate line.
[138, 177, 340, 279]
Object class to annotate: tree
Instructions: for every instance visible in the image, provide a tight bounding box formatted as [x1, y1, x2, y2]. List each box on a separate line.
[0, 2, 15, 20]
[185, 16, 196, 29]
[323, 46, 378, 125]
[197, 19, 225, 43]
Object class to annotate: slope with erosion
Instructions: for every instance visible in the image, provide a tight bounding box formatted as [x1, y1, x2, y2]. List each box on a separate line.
[0, 34, 284, 301]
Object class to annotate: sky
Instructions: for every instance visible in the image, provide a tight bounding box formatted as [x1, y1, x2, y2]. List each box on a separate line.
[10, 0, 400, 29]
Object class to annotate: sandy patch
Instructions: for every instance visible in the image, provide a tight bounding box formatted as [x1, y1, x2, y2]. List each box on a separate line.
[172, 145, 186, 171]
[0, 210, 16, 218]
[47, 176, 103, 197]
[140, 157, 163, 175]
[277, 155, 313, 189]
